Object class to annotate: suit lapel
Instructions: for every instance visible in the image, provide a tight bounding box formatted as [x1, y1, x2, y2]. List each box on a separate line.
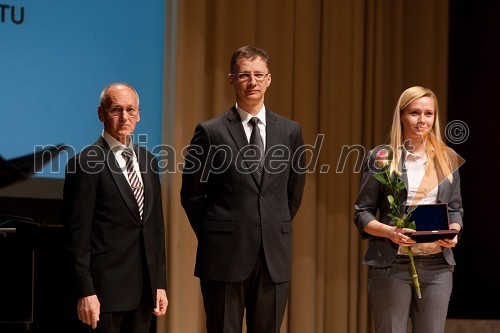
[225, 106, 248, 153]
[261, 109, 280, 186]
[100, 138, 143, 223]
[225, 106, 271, 187]
[436, 175, 451, 203]
[396, 152, 409, 206]
[136, 146, 153, 223]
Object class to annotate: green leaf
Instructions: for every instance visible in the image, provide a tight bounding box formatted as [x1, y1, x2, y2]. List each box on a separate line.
[388, 213, 400, 221]
[408, 221, 416, 230]
[373, 173, 389, 185]
[388, 195, 399, 211]
[394, 180, 406, 191]
[407, 205, 417, 214]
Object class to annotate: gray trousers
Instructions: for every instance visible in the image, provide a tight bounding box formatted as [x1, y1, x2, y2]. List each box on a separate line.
[368, 253, 453, 333]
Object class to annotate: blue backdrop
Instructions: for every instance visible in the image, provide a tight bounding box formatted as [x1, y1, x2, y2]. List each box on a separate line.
[0, 0, 165, 178]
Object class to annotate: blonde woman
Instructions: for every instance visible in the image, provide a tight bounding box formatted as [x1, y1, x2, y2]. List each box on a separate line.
[354, 86, 464, 332]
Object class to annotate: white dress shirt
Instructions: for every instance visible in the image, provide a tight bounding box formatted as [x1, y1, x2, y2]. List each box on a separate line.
[236, 104, 267, 149]
[405, 152, 438, 205]
[400, 151, 441, 255]
[102, 131, 144, 188]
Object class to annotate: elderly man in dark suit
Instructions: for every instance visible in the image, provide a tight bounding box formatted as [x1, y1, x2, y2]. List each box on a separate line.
[64, 83, 168, 333]
[181, 46, 306, 333]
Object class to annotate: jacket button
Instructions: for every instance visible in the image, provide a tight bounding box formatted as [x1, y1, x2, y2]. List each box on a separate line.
[256, 221, 261, 227]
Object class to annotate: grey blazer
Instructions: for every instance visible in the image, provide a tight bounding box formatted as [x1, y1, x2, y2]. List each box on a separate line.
[354, 145, 464, 267]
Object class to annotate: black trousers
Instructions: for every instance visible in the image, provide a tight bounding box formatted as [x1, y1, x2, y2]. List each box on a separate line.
[200, 247, 290, 333]
[84, 241, 154, 333]
[77, 298, 153, 333]
[94, 301, 154, 333]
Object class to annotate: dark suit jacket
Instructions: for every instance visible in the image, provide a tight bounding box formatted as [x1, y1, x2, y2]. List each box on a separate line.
[181, 107, 306, 283]
[64, 137, 166, 312]
[354, 145, 464, 267]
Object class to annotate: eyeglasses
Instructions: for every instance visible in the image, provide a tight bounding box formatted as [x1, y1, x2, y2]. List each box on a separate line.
[105, 106, 139, 118]
[231, 72, 269, 82]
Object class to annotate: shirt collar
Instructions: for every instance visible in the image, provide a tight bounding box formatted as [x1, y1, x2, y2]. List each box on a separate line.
[236, 104, 266, 127]
[102, 130, 134, 155]
[403, 145, 435, 164]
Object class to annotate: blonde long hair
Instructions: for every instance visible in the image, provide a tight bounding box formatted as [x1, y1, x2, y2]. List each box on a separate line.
[389, 86, 455, 182]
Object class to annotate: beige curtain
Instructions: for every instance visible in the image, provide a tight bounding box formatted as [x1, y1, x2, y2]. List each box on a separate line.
[159, 1, 449, 332]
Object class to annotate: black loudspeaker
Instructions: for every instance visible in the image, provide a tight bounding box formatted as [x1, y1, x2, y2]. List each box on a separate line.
[0, 215, 38, 331]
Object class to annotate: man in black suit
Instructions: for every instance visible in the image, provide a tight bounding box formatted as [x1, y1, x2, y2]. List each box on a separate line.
[64, 83, 168, 332]
[181, 46, 306, 333]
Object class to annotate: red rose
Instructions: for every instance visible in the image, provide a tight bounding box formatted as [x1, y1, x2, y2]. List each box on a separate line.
[375, 149, 389, 169]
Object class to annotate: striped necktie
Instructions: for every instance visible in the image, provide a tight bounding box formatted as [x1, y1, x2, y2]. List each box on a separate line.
[121, 148, 144, 219]
[248, 117, 264, 184]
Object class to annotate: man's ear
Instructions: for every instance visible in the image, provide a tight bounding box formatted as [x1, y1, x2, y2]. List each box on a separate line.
[97, 105, 105, 122]
[228, 74, 236, 86]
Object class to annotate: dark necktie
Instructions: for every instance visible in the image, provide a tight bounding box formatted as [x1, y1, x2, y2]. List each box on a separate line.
[248, 117, 264, 184]
[122, 148, 144, 219]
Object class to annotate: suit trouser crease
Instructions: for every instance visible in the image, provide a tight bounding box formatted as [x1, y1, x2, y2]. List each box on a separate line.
[368, 254, 453, 333]
[200, 247, 289, 333]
